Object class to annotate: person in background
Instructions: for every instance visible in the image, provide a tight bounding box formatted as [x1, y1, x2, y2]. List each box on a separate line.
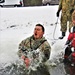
[64, 9, 75, 63]
[66, 9, 75, 49]
[64, 26, 75, 62]
[18, 24, 51, 75]
[56, 0, 75, 39]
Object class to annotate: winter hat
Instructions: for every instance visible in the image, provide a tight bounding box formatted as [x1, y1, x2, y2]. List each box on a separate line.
[71, 26, 75, 33]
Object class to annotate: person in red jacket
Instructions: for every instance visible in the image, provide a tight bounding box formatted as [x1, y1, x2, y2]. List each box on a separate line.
[64, 9, 75, 63]
[63, 26, 75, 64]
[66, 26, 75, 50]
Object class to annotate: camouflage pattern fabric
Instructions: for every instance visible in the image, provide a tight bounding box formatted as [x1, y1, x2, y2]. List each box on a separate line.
[69, 10, 75, 31]
[72, 10, 75, 21]
[18, 35, 51, 62]
[58, 0, 75, 32]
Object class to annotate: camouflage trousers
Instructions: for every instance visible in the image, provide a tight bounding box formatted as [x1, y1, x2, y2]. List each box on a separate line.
[60, 12, 73, 32]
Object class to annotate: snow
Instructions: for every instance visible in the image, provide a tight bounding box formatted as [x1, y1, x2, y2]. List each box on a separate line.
[0, 6, 69, 65]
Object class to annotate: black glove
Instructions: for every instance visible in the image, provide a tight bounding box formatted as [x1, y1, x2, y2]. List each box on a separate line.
[70, 8, 74, 14]
[65, 40, 70, 45]
[56, 11, 60, 17]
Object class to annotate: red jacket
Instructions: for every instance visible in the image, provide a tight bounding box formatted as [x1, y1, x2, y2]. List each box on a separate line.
[68, 33, 75, 49]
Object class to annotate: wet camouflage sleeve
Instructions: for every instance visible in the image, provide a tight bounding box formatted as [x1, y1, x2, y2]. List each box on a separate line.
[40, 41, 51, 62]
[17, 39, 28, 57]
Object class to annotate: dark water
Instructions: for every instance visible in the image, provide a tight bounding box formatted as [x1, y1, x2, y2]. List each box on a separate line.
[1, 60, 75, 75]
[0, 52, 75, 75]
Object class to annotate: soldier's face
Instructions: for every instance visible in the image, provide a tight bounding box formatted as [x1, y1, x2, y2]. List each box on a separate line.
[34, 26, 44, 39]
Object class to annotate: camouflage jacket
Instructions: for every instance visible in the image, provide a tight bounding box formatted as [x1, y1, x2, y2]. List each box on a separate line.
[58, 0, 75, 13]
[72, 10, 75, 21]
[18, 35, 51, 62]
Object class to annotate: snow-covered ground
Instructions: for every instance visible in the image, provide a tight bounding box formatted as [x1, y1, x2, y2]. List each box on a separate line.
[0, 6, 69, 75]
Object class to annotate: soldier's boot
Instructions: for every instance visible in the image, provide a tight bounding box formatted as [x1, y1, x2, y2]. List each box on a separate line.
[59, 32, 65, 39]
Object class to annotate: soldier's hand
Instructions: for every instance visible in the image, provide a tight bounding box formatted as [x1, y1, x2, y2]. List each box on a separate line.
[21, 55, 30, 68]
[56, 11, 59, 17]
[24, 58, 30, 68]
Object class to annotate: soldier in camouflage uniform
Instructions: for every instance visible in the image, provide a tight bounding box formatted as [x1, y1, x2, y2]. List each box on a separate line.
[56, 0, 75, 39]
[68, 8, 75, 30]
[18, 24, 51, 75]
